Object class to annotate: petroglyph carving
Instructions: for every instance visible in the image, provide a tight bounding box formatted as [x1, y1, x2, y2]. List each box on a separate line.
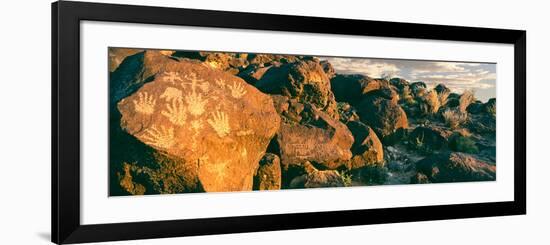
[161, 98, 187, 126]
[133, 92, 156, 115]
[203, 159, 228, 183]
[185, 92, 208, 116]
[160, 87, 183, 102]
[236, 129, 254, 136]
[215, 78, 226, 88]
[228, 82, 247, 99]
[141, 125, 174, 149]
[163, 71, 183, 84]
[207, 111, 230, 137]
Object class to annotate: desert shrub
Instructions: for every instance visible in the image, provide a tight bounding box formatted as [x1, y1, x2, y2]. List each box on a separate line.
[449, 134, 479, 153]
[438, 89, 450, 107]
[358, 165, 388, 185]
[401, 86, 415, 104]
[486, 101, 496, 117]
[339, 170, 353, 187]
[408, 131, 433, 155]
[442, 109, 468, 129]
[424, 90, 440, 114]
[459, 89, 475, 113]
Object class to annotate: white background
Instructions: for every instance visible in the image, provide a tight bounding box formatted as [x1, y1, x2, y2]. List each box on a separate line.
[81, 21, 514, 224]
[0, 0, 547, 244]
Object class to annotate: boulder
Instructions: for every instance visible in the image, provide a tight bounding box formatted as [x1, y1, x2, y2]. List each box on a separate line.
[276, 104, 354, 170]
[172, 51, 249, 75]
[237, 65, 272, 85]
[356, 96, 408, 144]
[434, 83, 451, 96]
[390, 77, 409, 92]
[247, 54, 300, 66]
[345, 121, 384, 169]
[117, 60, 280, 192]
[330, 74, 393, 105]
[288, 162, 345, 188]
[410, 81, 427, 97]
[467, 101, 484, 114]
[253, 153, 282, 190]
[337, 102, 360, 123]
[256, 60, 339, 119]
[109, 48, 143, 72]
[320, 60, 336, 79]
[414, 152, 496, 183]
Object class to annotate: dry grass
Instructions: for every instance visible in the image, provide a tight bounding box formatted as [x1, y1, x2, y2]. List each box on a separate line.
[459, 89, 475, 113]
[442, 109, 468, 129]
[438, 89, 450, 107]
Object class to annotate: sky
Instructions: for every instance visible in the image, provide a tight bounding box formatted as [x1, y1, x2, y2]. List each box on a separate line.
[323, 57, 496, 102]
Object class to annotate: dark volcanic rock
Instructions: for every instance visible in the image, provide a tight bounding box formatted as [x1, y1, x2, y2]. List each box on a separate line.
[414, 152, 496, 183]
[276, 105, 354, 170]
[117, 59, 280, 192]
[289, 162, 345, 188]
[330, 74, 394, 105]
[320, 60, 336, 79]
[345, 121, 384, 169]
[390, 77, 410, 92]
[253, 153, 282, 190]
[256, 60, 339, 119]
[237, 65, 272, 85]
[109, 48, 144, 72]
[356, 96, 408, 144]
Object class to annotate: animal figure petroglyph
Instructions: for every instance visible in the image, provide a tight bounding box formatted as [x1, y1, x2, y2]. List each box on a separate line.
[163, 71, 183, 84]
[207, 111, 230, 137]
[141, 125, 174, 149]
[160, 87, 183, 102]
[236, 130, 254, 136]
[132, 92, 156, 115]
[161, 98, 187, 126]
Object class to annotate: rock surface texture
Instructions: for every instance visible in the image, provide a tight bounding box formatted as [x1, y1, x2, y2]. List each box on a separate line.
[117, 59, 280, 192]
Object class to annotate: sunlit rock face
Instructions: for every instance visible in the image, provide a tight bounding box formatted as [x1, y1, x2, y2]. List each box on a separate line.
[117, 57, 280, 192]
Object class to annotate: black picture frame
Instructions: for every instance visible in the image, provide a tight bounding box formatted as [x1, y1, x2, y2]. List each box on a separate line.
[52, 1, 526, 244]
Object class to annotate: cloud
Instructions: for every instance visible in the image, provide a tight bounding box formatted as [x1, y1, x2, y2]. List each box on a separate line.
[323, 57, 496, 99]
[326, 58, 400, 78]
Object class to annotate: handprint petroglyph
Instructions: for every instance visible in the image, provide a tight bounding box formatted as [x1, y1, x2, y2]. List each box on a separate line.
[161, 98, 187, 126]
[207, 111, 230, 137]
[163, 71, 183, 84]
[190, 120, 204, 132]
[228, 82, 247, 99]
[133, 92, 156, 115]
[141, 125, 174, 149]
[215, 78, 226, 88]
[160, 87, 183, 102]
[180, 72, 210, 116]
[185, 92, 208, 116]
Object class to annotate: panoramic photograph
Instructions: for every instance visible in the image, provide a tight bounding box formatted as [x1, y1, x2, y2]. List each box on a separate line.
[108, 48, 497, 196]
